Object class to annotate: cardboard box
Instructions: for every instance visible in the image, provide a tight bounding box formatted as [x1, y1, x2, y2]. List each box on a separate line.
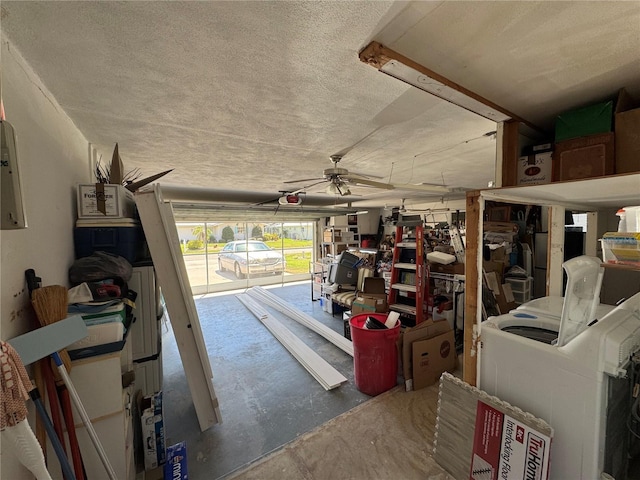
[517, 150, 552, 186]
[400, 319, 452, 391]
[615, 107, 640, 174]
[351, 294, 388, 314]
[555, 100, 613, 142]
[141, 391, 166, 470]
[412, 329, 456, 390]
[164, 441, 188, 480]
[483, 260, 508, 284]
[77, 183, 136, 218]
[552, 132, 615, 181]
[341, 231, 355, 243]
[428, 262, 465, 275]
[323, 229, 341, 242]
[351, 277, 387, 314]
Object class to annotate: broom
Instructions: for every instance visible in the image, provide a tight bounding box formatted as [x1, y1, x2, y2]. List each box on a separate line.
[31, 286, 72, 375]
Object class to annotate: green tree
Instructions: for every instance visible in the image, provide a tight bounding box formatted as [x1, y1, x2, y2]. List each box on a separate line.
[192, 225, 212, 243]
[251, 225, 263, 239]
[221, 226, 235, 243]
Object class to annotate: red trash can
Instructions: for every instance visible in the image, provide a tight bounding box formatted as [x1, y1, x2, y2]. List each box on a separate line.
[349, 313, 400, 396]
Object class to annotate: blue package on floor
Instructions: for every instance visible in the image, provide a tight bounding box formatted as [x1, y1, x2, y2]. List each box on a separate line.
[164, 441, 188, 480]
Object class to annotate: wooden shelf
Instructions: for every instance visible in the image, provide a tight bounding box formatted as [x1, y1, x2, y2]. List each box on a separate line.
[481, 172, 640, 210]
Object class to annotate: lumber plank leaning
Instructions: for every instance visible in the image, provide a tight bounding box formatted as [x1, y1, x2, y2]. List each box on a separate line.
[247, 286, 354, 356]
[237, 294, 347, 390]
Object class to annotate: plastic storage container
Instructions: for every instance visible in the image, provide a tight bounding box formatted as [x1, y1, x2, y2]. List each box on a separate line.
[349, 313, 400, 396]
[74, 218, 143, 263]
[504, 276, 533, 305]
[601, 232, 640, 265]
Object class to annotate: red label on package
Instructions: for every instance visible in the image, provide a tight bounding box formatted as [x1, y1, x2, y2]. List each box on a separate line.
[469, 401, 551, 480]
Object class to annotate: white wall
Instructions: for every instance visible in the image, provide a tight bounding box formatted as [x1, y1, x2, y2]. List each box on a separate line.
[1, 35, 94, 479]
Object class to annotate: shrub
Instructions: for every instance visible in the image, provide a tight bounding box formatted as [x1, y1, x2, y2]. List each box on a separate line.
[263, 233, 280, 242]
[186, 239, 203, 250]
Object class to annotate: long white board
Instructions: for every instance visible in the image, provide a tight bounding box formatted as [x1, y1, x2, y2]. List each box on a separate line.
[135, 185, 221, 431]
[237, 294, 347, 390]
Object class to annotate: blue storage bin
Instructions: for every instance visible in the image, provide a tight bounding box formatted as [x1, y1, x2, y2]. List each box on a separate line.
[74, 219, 143, 263]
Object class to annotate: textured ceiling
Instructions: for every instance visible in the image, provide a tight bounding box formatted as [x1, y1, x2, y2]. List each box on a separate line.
[2, 1, 639, 211]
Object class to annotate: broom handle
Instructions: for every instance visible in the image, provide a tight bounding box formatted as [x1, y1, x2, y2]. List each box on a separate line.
[29, 388, 77, 480]
[51, 352, 117, 480]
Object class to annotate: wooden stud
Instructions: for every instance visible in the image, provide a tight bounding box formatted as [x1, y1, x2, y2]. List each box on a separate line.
[499, 120, 521, 187]
[463, 191, 481, 386]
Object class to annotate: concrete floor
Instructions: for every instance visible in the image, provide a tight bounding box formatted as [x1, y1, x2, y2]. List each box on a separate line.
[159, 281, 640, 479]
[161, 282, 374, 479]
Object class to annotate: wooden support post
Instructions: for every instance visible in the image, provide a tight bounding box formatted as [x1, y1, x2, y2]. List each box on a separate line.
[463, 191, 481, 386]
[499, 120, 521, 188]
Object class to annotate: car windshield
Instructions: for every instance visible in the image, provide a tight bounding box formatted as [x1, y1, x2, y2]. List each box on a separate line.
[235, 242, 271, 252]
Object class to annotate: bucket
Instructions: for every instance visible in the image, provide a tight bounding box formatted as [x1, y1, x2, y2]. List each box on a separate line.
[349, 313, 400, 396]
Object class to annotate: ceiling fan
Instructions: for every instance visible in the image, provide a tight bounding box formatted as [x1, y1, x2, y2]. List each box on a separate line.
[284, 155, 451, 196]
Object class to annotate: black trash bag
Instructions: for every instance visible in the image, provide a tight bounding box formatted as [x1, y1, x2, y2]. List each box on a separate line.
[69, 251, 133, 285]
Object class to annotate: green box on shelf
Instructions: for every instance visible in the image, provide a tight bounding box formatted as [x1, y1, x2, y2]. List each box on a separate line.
[79, 302, 126, 326]
[555, 100, 613, 142]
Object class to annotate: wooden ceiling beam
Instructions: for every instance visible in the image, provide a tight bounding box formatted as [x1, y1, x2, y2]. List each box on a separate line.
[359, 41, 540, 132]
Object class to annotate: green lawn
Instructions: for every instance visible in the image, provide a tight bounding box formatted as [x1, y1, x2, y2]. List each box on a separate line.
[284, 251, 312, 274]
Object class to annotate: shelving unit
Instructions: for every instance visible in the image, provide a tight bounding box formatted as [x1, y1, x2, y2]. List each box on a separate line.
[310, 261, 328, 301]
[321, 226, 360, 259]
[464, 172, 640, 386]
[387, 224, 431, 325]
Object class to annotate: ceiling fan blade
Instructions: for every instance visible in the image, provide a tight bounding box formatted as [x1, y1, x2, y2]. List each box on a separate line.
[289, 180, 328, 195]
[349, 170, 383, 179]
[391, 183, 451, 193]
[283, 177, 324, 184]
[343, 175, 395, 190]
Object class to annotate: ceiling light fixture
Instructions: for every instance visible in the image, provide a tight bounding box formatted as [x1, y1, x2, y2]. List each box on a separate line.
[359, 41, 540, 132]
[326, 183, 340, 195]
[326, 182, 351, 196]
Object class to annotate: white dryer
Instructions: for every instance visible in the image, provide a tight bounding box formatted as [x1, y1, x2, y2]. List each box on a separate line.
[480, 256, 640, 479]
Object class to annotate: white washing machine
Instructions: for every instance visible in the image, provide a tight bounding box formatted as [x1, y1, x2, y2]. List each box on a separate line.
[480, 256, 640, 479]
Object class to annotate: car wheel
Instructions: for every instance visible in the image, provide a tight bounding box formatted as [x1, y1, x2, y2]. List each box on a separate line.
[234, 262, 245, 279]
